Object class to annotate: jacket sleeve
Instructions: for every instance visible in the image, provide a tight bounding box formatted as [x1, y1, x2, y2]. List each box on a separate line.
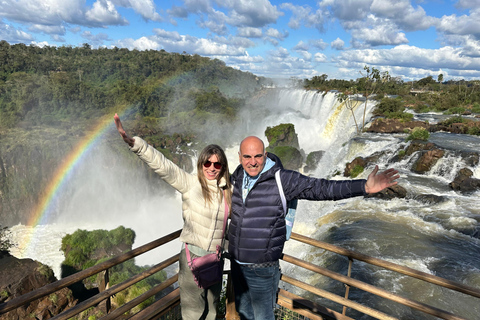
[130, 136, 191, 193]
[280, 170, 367, 201]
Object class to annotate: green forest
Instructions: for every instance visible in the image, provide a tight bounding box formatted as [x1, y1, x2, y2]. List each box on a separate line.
[0, 41, 267, 132]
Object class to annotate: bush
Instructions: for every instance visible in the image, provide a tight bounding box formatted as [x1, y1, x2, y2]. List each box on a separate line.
[445, 107, 466, 115]
[414, 104, 431, 113]
[467, 126, 480, 136]
[439, 116, 466, 126]
[373, 97, 405, 115]
[471, 103, 480, 114]
[384, 111, 413, 121]
[406, 127, 430, 142]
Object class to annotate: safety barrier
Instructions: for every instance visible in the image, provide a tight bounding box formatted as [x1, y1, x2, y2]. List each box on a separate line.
[1, 229, 478, 319]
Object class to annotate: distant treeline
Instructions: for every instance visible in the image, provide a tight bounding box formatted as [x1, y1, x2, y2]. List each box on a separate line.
[303, 72, 480, 114]
[0, 41, 267, 130]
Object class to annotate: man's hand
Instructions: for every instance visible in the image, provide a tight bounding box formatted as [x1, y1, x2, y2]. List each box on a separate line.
[365, 165, 400, 194]
[114, 113, 135, 147]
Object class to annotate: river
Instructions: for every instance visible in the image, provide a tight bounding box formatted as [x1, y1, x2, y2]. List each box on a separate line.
[9, 89, 480, 319]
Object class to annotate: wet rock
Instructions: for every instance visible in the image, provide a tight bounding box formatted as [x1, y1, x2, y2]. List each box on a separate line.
[404, 140, 437, 157]
[449, 168, 480, 192]
[366, 118, 429, 133]
[412, 149, 445, 174]
[304, 150, 325, 173]
[460, 152, 479, 167]
[265, 123, 304, 171]
[365, 184, 407, 200]
[343, 152, 383, 177]
[412, 194, 448, 204]
[0, 253, 77, 320]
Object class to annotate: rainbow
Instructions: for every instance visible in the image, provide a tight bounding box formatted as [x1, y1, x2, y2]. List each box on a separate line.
[27, 110, 127, 227]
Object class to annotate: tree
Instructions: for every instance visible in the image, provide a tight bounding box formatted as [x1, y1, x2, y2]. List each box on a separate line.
[338, 91, 361, 135]
[438, 74, 444, 83]
[358, 66, 390, 131]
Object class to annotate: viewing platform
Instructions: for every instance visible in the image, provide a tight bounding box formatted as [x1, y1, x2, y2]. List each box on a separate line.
[1, 229, 479, 320]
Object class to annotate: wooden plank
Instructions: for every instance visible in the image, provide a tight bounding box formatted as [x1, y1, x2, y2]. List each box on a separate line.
[127, 288, 180, 320]
[277, 289, 354, 320]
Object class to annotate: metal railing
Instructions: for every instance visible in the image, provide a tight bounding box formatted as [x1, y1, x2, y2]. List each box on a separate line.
[1, 229, 479, 320]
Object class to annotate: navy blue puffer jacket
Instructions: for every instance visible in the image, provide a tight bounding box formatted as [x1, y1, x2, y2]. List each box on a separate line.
[228, 153, 367, 264]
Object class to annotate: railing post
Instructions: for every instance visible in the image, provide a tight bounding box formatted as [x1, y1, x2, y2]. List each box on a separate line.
[342, 258, 353, 315]
[99, 268, 111, 314]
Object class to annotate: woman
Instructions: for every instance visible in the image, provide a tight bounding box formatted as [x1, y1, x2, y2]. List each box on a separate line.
[114, 114, 231, 319]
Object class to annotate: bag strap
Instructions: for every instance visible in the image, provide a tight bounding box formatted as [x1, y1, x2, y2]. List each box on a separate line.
[186, 189, 229, 263]
[275, 170, 287, 215]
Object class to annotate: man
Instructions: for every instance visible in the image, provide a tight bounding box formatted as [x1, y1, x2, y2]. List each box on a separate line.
[228, 136, 399, 320]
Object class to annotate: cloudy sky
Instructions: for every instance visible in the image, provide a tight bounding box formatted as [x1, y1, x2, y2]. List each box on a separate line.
[1, 0, 480, 81]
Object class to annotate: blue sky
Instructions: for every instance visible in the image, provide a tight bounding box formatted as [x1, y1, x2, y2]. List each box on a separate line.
[1, 0, 480, 81]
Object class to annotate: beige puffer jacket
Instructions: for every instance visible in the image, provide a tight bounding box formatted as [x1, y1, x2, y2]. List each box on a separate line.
[131, 137, 228, 252]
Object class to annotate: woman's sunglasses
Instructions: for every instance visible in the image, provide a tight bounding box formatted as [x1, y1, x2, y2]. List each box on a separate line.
[203, 161, 222, 170]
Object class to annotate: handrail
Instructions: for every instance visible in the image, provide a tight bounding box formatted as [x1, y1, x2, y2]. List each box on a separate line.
[0, 229, 181, 314]
[281, 274, 397, 320]
[50, 254, 179, 320]
[282, 254, 466, 320]
[99, 274, 178, 320]
[290, 232, 480, 299]
[2, 228, 478, 320]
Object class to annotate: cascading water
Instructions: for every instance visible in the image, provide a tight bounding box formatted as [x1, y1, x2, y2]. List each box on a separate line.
[8, 88, 480, 319]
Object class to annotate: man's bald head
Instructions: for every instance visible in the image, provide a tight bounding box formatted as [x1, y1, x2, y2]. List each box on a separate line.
[239, 136, 267, 177]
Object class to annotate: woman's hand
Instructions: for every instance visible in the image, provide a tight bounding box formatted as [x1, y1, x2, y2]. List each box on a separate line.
[114, 113, 135, 147]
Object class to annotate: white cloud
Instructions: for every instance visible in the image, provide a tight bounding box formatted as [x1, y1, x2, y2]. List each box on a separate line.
[81, 31, 110, 46]
[331, 38, 345, 50]
[436, 10, 480, 38]
[281, 3, 328, 33]
[197, 9, 229, 35]
[153, 29, 182, 41]
[264, 28, 288, 45]
[351, 25, 408, 47]
[314, 53, 327, 62]
[214, 35, 255, 48]
[455, 0, 480, 10]
[370, 0, 434, 31]
[0, 22, 34, 43]
[221, 0, 283, 27]
[115, 30, 247, 57]
[237, 27, 262, 38]
[310, 39, 329, 50]
[293, 40, 309, 51]
[86, 0, 129, 26]
[461, 36, 480, 57]
[0, 0, 85, 26]
[336, 45, 480, 76]
[115, 0, 162, 22]
[28, 24, 66, 35]
[31, 41, 52, 47]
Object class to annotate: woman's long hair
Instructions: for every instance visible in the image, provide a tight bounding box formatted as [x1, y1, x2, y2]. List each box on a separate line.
[196, 144, 232, 209]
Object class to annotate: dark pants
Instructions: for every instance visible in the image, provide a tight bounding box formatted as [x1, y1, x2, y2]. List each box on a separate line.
[231, 260, 281, 320]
